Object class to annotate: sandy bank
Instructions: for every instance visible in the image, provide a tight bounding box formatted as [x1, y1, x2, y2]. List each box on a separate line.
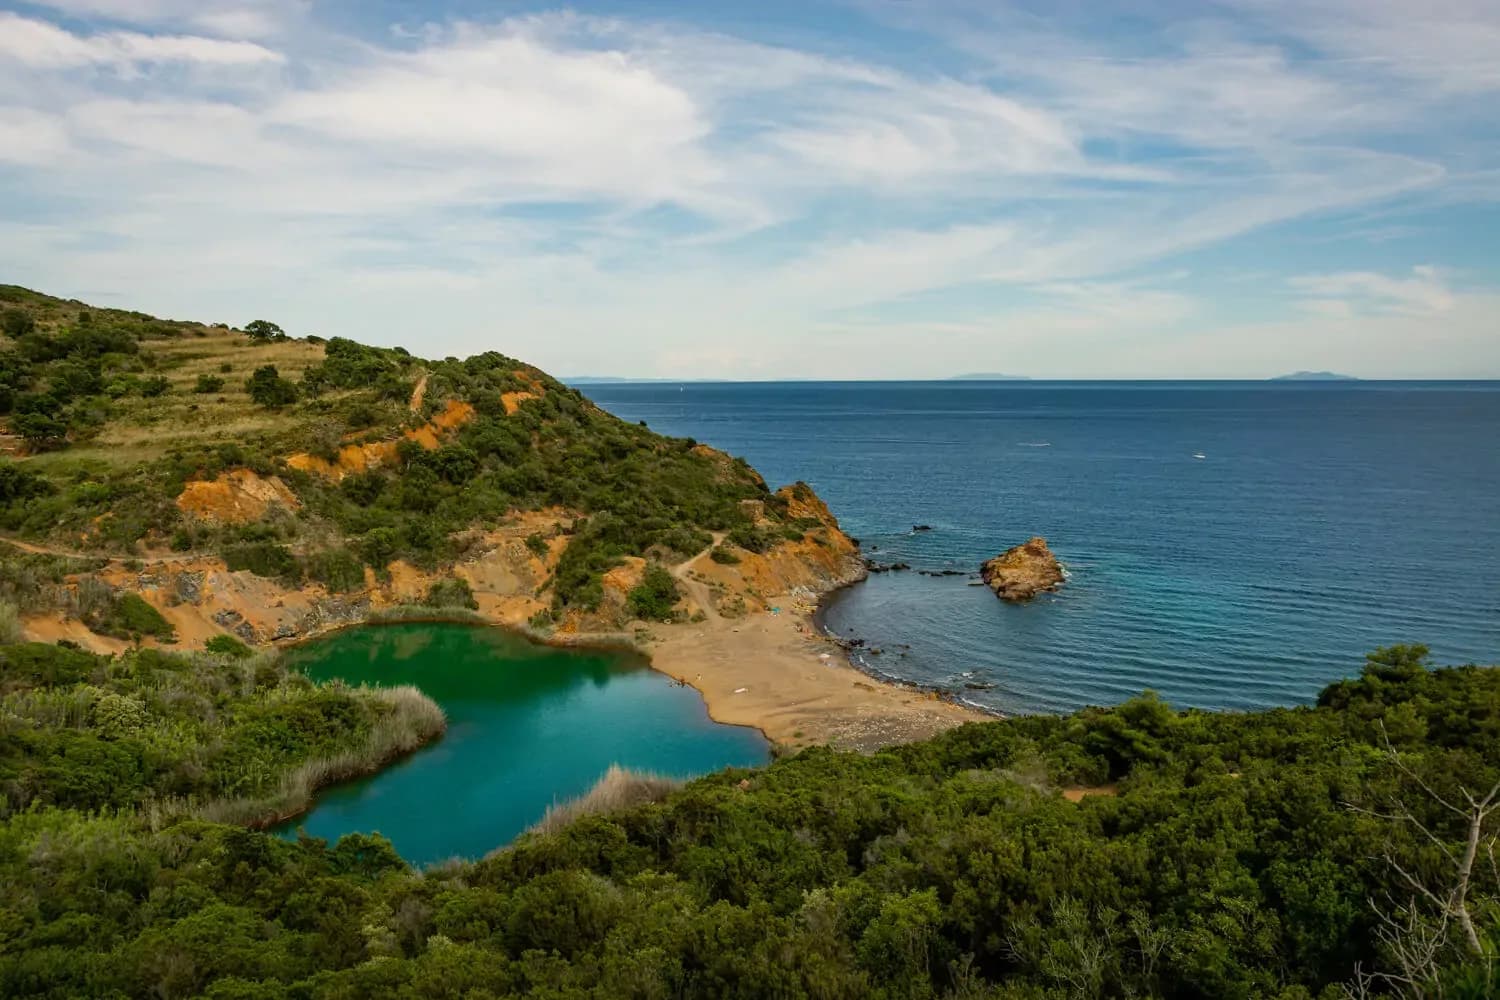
[643, 606, 986, 753]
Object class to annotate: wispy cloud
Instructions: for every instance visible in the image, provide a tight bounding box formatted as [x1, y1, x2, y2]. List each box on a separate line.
[0, 11, 282, 67]
[1290, 265, 1457, 317]
[0, 1, 1495, 377]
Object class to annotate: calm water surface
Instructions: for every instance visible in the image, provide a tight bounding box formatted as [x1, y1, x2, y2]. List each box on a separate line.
[275, 624, 768, 865]
[584, 380, 1500, 714]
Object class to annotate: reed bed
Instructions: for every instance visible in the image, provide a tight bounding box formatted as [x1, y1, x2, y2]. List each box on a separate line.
[195, 685, 446, 828]
[527, 764, 682, 838]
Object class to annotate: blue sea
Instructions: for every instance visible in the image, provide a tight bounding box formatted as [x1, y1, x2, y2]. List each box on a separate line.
[585, 381, 1500, 715]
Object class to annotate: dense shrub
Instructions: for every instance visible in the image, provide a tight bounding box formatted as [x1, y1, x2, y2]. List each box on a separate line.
[306, 548, 366, 593]
[422, 576, 478, 610]
[205, 633, 254, 658]
[245, 365, 298, 408]
[223, 542, 301, 583]
[626, 564, 680, 621]
[0, 650, 1497, 998]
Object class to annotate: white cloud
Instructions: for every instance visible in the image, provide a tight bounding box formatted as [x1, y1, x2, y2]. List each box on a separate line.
[0, 12, 282, 69]
[1290, 265, 1457, 316]
[0, 106, 69, 164]
[0, 3, 1494, 377]
[1228, 0, 1500, 97]
[19, 0, 298, 38]
[271, 27, 719, 209]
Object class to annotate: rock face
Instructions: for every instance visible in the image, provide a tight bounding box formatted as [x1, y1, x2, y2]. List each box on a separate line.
[980, 537, 1064, 601]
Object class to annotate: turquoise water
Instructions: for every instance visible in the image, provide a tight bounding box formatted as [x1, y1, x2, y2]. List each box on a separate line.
[585, 380, 1500, 714]
[274, 624, 768, 865]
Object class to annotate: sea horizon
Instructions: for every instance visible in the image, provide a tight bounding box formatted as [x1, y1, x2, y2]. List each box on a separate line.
[586, 378, 1500, 715]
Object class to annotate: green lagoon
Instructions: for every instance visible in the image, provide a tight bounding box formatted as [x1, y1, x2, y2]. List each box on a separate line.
[274, 623, 769, 865]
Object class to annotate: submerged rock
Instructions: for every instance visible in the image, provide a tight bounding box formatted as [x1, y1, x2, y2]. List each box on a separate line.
[980, 537, 1064, 602]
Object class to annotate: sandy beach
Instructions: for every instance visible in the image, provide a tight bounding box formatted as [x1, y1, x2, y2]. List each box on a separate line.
[644, 604, 988, 752]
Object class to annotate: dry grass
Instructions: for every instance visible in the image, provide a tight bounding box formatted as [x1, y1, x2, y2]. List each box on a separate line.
[0, 600, 22, 644]
[20, 331, 339, 468]
[526, 764, 683, 838]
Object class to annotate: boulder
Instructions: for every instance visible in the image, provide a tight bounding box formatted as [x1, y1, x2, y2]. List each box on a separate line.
[980, 537, 1064, 601]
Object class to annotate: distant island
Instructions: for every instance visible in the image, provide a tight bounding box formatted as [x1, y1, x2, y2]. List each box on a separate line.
[950, 372, 1032, 381]
[1271, 371, 1360, 381]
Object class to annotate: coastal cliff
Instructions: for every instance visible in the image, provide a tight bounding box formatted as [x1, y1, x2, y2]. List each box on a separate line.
[17, 476, 865, 654]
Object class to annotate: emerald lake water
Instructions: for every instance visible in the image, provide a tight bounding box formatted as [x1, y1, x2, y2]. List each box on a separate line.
[274, 624, 769, 865]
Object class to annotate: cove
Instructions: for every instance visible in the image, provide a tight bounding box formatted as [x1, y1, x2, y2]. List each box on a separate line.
[273, 623, 769, 865]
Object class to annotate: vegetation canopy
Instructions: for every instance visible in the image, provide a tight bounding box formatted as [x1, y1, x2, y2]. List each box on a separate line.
[0, 642, 1497, 998]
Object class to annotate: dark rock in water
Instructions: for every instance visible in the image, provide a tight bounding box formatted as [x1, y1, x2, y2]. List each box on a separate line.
[918, 569, 968, 577]
[963, 682, 996, 691]
[912, 524, 933, 532]
[980, 537, 1065, 601]
[864, 559, 911, 573]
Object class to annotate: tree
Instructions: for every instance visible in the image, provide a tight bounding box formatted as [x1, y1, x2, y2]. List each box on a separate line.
[244, 320, 285, 343]
[13, 411, 69, 450]
[1345, 722, 1500, 995]
[245, 365, 298, 408]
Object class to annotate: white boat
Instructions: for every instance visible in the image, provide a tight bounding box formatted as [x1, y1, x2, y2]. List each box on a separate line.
[1193, 452, 1207, 460]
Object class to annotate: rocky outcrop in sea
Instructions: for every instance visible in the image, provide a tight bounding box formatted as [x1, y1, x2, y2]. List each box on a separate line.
[980, 537, 1064, 601]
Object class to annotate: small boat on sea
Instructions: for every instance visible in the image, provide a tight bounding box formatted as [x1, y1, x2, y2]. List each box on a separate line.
[1193, 452, 1207, 460]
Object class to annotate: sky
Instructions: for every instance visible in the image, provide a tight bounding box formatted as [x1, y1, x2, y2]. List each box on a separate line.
[1, 1, 1497, 379]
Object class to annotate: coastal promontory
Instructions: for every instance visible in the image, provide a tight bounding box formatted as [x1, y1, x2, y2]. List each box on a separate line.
[980, 537, 1065, 600]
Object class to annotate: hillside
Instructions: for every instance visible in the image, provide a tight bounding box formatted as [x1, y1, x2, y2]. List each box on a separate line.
[2, 641, 1496, 997]
[0, 286, 859, 649]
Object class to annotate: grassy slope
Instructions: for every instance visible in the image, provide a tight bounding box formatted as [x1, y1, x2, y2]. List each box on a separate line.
[0, 286, 824, 631]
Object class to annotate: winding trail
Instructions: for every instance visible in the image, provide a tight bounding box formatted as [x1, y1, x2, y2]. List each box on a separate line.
[0, 536, 189, 566]
[670, 533, 725, 623]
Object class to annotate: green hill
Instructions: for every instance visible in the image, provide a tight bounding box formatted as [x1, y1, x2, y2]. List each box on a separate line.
[0, 286, 821, 632]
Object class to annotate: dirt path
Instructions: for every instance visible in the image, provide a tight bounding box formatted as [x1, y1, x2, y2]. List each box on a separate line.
[671, 533, 725, 623]
[0, 536, 190, 566]
[409, 372, 428, 413]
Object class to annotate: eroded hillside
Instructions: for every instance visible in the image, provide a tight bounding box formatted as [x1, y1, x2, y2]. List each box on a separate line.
[0, 287, 861, 649]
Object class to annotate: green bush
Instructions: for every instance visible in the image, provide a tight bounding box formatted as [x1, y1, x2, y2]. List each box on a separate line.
[625, 564, 680, 621]
[423, 577, 478, 610]
[79, 590, 177, 642]
[306, 548, 366, 593]
[727, 524, 776, 553]
[710, 545, 741, 564]
[195, 374, 225, 393]
[205, 634, 254, 658]
[524, 532, 548, 558]
[224, 542, 301, 583]
[244, 365, 298, 408]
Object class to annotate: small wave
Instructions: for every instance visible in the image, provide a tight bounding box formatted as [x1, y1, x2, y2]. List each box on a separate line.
[1019, 441, 1051, 448]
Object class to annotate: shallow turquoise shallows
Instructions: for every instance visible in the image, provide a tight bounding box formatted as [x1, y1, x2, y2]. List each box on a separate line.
[273, 623, 769, 865]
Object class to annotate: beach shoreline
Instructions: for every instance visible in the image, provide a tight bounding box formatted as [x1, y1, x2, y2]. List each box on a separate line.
[640, 586, 990, 754]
